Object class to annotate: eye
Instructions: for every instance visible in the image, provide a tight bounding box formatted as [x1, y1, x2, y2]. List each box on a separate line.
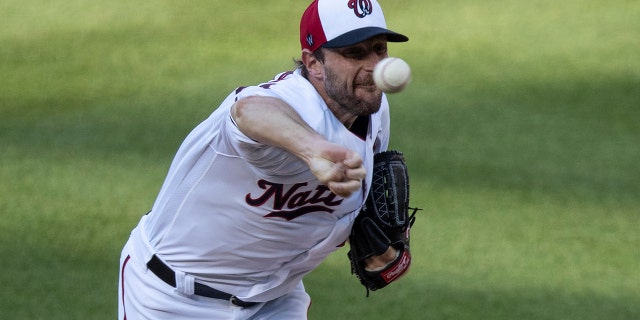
[342, 47, 367, 59]
[374, 44, 388, 56]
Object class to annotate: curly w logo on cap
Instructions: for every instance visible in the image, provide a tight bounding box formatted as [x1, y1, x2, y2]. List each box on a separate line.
[349, 0, 373, 18]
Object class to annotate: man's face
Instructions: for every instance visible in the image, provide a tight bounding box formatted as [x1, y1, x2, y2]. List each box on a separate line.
[321, 35, 389, 117]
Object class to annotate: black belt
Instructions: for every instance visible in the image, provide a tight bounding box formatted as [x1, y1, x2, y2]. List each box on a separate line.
[146, 255, 257, 308]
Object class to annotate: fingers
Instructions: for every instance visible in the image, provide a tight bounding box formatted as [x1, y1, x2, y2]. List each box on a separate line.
[307, 142, 366, 198]
[327, 155, 365, 198]
[328, 180, 362, 198]
[309, 158, 364, 198]
[345, 163, 366, 181]
[342, 152, 363, 169]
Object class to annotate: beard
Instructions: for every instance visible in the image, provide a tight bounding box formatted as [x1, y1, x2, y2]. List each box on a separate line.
[323, 66, 383, 116]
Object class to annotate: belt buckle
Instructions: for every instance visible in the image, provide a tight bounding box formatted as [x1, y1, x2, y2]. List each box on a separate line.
[230, 295, 255, 308]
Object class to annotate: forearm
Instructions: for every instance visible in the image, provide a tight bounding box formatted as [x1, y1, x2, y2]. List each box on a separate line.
[231, 96, 321, 163]
[230, 95, 366, 198]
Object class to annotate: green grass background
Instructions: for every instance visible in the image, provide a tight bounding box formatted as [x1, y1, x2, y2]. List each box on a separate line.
[1, 0, 638, 319]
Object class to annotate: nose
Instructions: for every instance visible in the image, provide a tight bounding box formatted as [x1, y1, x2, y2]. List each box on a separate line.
[364, 52, 383, 72]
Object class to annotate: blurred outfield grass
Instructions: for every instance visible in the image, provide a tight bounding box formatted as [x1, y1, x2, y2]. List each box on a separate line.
[1, 0, 638, 319]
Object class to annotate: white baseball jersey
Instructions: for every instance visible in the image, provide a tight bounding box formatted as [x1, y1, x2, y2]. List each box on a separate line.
[135, 68, 390, 302]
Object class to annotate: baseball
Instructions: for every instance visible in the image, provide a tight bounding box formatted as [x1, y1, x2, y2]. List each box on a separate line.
[373, 57, 412, 94]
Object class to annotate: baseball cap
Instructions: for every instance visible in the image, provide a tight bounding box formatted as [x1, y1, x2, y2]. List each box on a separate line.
[300, 0, 409, 52]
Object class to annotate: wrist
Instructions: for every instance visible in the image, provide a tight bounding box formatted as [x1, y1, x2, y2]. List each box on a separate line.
[364, 247, 399, 272]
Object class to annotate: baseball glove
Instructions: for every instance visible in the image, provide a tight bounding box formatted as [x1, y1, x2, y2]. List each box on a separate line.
[347, 150, 419, 294]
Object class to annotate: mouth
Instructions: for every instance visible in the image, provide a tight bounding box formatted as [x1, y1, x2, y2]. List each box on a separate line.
[355, 83, 378, 91]
[355, 75, 378, 89]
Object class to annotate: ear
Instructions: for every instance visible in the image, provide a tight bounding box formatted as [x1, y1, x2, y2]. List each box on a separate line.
[301, 49, 324, 80]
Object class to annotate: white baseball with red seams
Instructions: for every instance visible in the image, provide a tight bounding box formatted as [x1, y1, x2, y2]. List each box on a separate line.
[373, 57, 412, 94]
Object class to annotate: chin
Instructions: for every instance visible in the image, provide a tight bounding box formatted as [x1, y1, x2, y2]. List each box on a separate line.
[358, 91, 383, 109]
[356, 101, 382, 116]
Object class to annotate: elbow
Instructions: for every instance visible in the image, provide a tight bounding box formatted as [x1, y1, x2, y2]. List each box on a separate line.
[231, 99, 249, 127]
[230, 99, 251, 130]
[231, 96, 265, 126]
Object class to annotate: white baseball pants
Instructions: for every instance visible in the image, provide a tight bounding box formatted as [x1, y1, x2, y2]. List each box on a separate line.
[118, 239, 311, 319]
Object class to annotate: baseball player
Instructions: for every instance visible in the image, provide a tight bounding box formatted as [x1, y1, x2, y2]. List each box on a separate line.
[118, 0, 409, 319]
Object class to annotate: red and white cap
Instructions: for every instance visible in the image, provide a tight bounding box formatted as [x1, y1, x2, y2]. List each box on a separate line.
[300, 0, 409, 52]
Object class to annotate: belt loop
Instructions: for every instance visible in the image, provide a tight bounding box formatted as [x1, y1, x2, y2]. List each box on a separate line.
[174, 270, 195, 296]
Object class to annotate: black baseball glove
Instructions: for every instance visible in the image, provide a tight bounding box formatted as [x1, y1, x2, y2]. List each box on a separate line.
[347, 150, 419, 294]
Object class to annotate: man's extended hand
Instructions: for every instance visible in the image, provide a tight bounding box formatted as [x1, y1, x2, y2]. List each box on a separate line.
[308, 141, 366, 198]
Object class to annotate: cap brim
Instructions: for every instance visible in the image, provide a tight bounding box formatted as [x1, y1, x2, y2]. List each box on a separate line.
[322, 27, 409, 49]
